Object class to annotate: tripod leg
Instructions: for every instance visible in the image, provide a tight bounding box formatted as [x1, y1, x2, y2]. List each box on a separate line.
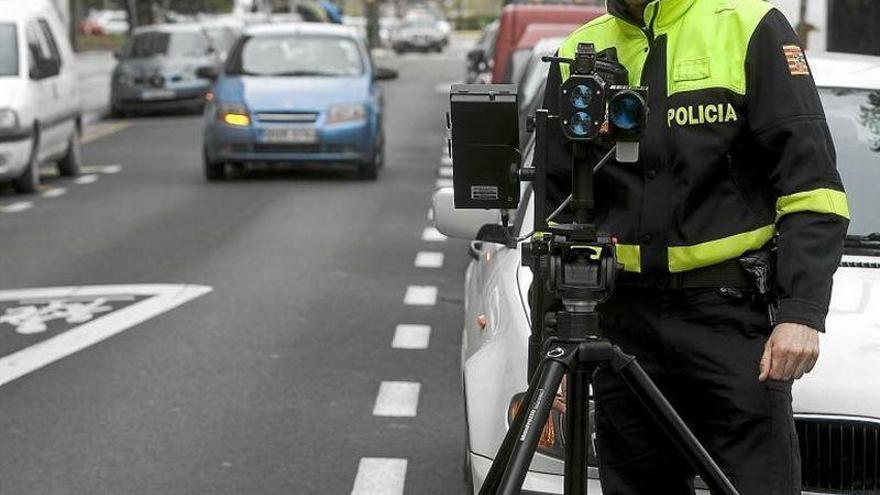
[493, 360, 567, 494]
[610, 348, 740, 495]
[564, 365, 591, 495]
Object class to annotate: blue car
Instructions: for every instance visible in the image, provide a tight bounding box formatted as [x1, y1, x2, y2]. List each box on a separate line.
[201, 23, 398, 180]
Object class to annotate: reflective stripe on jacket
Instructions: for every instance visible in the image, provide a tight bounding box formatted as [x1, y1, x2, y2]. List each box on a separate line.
[543, 0, 849, 330]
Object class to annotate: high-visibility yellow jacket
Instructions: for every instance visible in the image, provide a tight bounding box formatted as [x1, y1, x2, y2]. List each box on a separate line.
[544, 0, 849, 330]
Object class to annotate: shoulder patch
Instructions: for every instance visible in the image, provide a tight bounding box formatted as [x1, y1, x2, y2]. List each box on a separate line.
[783, 45, 810, 76]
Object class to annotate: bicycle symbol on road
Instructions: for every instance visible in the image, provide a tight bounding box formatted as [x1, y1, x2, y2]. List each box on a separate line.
[0, 298, 118, 335]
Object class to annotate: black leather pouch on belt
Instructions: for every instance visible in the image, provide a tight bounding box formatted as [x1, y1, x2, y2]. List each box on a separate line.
[737, 248, 779, 326]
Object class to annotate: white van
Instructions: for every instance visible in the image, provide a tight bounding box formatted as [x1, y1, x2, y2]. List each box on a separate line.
[0, 0, 82, 194]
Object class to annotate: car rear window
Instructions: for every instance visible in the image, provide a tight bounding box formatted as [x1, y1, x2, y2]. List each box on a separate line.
[124, 31, 208, 58]
[0, 23, 18, 76]
[229, 35, 363, 77]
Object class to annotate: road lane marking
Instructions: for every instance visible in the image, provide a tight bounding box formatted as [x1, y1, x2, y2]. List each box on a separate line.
[373, 381, 420, 417]
[435, 178, 454, 188]
[351, 458, 407, 495]
[0, 284, 212, 388]
[100, 165, 122, 174]
[74, 174, 99, 185]
[414, 251, 444, 268]
[440, 155, 453, 167]
[404, 286, 437, 306]
[392, 324, 431, 350]
[421, 226, 447, 242]
[41, 187, 67, 198]
[82, 121, 130, 144]
[439, 166, 453, 178]
[0, 202, 34, 213]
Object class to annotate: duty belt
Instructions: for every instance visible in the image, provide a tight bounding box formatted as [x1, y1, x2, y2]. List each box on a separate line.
[617, 259, 751, 289]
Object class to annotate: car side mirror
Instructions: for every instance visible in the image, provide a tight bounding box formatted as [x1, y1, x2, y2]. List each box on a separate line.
[196, 65, 220, 81]
[373, 67, 398, 81]
[432, 187, 504, 241]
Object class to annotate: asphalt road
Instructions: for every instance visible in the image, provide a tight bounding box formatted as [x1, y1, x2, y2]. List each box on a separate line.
[0, 40, 471, 494]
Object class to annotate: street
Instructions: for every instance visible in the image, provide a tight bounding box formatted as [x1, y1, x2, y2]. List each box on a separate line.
[0, 40, 470, 494]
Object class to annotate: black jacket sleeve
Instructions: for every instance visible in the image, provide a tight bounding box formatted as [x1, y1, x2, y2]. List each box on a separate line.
[745, 9, 850, 332]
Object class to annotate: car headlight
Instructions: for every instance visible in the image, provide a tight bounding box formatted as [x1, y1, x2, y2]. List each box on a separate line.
[217, 102, 250, 127]
[0, 109, 19, 130]
[327, 104, 366, 124]
[507, 391, 598, 464]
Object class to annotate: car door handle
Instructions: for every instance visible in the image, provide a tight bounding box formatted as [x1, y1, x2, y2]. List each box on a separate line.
[469, 241, 483, 260]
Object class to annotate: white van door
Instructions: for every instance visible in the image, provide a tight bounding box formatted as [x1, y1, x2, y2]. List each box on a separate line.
[24, 18, 70, 163]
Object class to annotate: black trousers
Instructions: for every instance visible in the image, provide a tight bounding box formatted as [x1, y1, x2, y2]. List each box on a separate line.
[594, 287, 801, 495]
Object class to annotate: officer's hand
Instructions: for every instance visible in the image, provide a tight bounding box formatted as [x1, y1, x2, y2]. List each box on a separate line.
[758, 323, 820, 382]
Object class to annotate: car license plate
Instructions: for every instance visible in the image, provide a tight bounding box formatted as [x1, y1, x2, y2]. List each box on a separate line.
[140, 89, 175, 101]
[261, 127, 318, 144]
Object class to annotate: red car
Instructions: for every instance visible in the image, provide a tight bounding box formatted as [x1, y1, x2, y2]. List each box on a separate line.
[491, 3, 605, 84]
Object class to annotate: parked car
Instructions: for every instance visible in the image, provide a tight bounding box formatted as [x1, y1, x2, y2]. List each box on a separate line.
[110, 24, 219, 116]
[0, 0, 82, 194]
[516, 36, 565, 148]
[435, 51, 880, 494]
[201, 22, 242, 61]
[508, 24, 578, 86]
[466, 20, 499, 84]
[84, 9, 129, 35]
[201, 23, 398, 181]
[490, 3, 604, 84]
[392, 16, 448, 53]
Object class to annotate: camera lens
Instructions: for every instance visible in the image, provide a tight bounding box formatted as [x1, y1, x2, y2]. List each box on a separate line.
[570, 84, 592, 110]
[568, 112, 592, 136]
[609, 91, 646, 131]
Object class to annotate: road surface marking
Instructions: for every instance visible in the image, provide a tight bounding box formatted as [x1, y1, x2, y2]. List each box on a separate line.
[74, 174, 99, 185]
[439, 166, 453, 178]
[440, 155, 453, 167]
[414, 251, 444, 268]
[82, 121, 130, 144]
[0, 284, 212, 388]
[435, 178, 454, 188]
[373, 381, 420, 417]
[421, 226, 447, 242]
[392, 324, 431, 350]
[404, 286, 437, 306]
[0, 202, 34, 213]
[351, 458, 407, 495]
[41, 187, 67, 198]
[100, 165, 122, 174]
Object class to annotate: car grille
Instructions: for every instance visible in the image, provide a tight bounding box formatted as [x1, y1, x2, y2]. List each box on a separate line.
[796, 415, 880, 492]
[255, 112, 318, 124]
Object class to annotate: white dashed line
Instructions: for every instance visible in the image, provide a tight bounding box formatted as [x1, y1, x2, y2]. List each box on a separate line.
[404, 285, 437, 306]
[1, 201, 34, 213]
[439, 166, 453, 178]
[414, 251, 444, 268]
[392, 324, 431, 350]
[373, 381, 421, 417]
[41, 187, 67, 198]
[440, 155, 453, 167]
[100, 165, 122, 174]
[351, 457, 408, 495]
[435, 178, 454, 188]
[421, 226, 447, 242]
[74, 174, 99, 185]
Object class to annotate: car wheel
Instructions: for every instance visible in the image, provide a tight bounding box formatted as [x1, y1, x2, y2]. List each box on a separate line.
[357, 156, 379, 181]
[203, 149, 226, 181]
[12, 133, 40, 194]
[57, 131, 82, 177]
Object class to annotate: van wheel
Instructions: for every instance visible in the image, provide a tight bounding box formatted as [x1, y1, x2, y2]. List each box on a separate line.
[13, 135, 40, 194]
[57, 132, 82, 177]
[203, 149, 226, 181]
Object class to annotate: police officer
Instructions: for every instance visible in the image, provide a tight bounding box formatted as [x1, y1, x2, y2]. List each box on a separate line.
[543, 0, 849, 493]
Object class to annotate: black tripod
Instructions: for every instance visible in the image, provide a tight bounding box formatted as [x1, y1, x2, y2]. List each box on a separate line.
[477, 110, 740, 495]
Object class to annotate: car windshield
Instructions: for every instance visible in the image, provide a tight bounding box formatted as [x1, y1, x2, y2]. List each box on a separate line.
[0, 23, 17, 76]
[520, 54, 551, 108]
[230, 35, 363, 77]
[124, 31, 207, 58]
[820, 88, 880, 237]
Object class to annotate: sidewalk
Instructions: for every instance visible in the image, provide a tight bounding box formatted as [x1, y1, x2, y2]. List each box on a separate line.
[74, 51, 115, 126]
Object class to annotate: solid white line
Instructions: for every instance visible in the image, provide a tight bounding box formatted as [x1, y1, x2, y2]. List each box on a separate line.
[421, 226, 447, 242]
[392, 324, 431, 350]
[1, 201, 34, 213]
[414, 251, 444, 268]
[41, 187, 67, 198]
[435, 178, 454, 188]
[74, 174, 99, 185]
[439, 166, 453, 178]
[0, 284, 212, 388]
[373, 381, 420, 417]
[404, 285, 437, 306]
[100, 165, 122, 174]
[440, 155, 453, 167]
[351, 458, 407, 495]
